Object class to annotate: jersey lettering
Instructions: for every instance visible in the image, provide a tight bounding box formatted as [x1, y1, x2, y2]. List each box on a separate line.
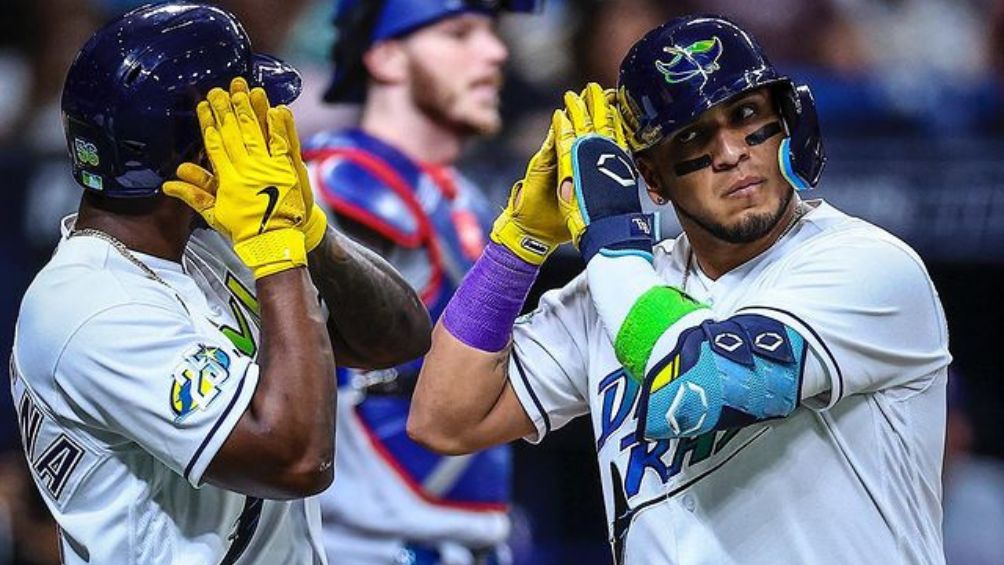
[218, 272, 261, 357]
[33, 434, 84, 499]
[597, 369, 639, 450]
[597, 367, 745, 498]
[18, 392, 44, 459]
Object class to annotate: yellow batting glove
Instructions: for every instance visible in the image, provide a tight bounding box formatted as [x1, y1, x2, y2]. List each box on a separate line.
[556, 90, 593, 188]
[582, 82, 628, 149]
[489, 115, 570, 265]
[230, 78, 327, 252]
[555, 83, 632, 247]
[553, 109, 586, 245]
[164, 87, 306, 279]
[276, 104, 327, 252]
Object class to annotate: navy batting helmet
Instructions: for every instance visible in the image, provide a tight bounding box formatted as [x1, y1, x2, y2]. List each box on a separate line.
[323, 0, 542, 103]
[618, 15, 825, 190]
[61, 2, 302, 198]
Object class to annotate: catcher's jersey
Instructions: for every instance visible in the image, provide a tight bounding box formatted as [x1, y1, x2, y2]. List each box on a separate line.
[10, 217, 326, 564]
[508, 201, 951, 565]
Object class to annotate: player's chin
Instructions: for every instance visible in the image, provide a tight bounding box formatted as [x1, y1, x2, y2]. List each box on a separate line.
[454, 106, 502, 136]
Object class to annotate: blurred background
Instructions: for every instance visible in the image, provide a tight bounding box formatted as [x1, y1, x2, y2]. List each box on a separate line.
[2, 0, 1004, 563]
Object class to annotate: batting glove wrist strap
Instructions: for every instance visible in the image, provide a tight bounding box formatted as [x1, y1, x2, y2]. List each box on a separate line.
[580, 213, 655, 264]
[234, 228, 307, 279]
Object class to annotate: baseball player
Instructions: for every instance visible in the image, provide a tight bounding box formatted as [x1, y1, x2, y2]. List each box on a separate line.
[302, 2, 540, 563]
[10, 4, 429, 564]
[409, 15, 952, 565]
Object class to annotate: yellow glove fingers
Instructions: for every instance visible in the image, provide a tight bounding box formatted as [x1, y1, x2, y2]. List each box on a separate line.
[249, 87, 271, 140]
[279, 105, 313, 206]
[554, 108, 576, 183]
[583, 82, 612, 139]
[202, 125, 237, 179]
[525, 117, 557, 176]
[197, 100, 215, 134]
[563, 91, 593, 136]
[536, 120, 557, 168]
[232, 91, 267, 157]
[176, 162, 216, 191]
[606, 88, 628, 149]
[230, 77, 271, 142]
[266, 107, 290, 158]
[278, 106, 303, 158]
[229, 76, 250, 96]
[207, 88, 248, 164]
[162, 179, 215, 214]
[276, 104, 326, 250]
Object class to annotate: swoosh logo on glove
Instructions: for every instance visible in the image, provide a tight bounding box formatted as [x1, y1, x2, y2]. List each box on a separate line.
[257, 186, 279, 235]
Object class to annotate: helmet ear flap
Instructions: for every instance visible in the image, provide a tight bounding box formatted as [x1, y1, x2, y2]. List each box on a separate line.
[775, 82, 826, 190]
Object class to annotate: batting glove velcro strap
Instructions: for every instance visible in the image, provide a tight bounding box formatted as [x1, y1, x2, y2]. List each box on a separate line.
[234, 228, 307, 279]
[580, 213, 654, 263]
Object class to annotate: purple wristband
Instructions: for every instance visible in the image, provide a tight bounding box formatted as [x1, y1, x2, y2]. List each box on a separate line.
[441, 241, 540, 352]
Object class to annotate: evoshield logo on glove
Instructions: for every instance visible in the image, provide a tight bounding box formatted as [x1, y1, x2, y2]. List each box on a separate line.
[655, 37, 723, 85]
[596, 153, 637, 188]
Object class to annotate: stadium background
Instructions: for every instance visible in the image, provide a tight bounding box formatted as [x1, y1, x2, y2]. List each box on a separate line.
[0, 0, 1002, 563]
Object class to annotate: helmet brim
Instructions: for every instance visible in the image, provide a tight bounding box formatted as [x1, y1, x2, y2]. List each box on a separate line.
[253, 53, 302, 106]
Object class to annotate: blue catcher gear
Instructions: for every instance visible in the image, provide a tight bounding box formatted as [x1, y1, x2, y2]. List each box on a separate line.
[617, 14, 825, 190]
[324, 0, 542, 103]
[61, 2, 302, 198]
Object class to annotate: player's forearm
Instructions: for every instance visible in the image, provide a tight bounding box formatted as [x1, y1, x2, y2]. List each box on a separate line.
[409, 242, 540, 454]
[246, 267, 337, 496]
[408, 322, 516, 454]
[307, 226, 431, 369]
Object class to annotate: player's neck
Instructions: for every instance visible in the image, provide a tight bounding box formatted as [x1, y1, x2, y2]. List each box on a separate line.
[75, 193, 195, 263]
[684, 199, 800, 280]
[360, 90, 463, 164]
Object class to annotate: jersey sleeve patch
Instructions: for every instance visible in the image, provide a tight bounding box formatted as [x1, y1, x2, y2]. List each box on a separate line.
[171, 345, 232, 421]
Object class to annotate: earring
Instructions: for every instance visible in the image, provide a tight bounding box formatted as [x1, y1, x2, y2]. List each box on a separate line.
[655, 196, 666, 205]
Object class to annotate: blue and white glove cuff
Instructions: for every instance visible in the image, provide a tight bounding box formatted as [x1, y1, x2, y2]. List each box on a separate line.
[580, 213, 655, 263]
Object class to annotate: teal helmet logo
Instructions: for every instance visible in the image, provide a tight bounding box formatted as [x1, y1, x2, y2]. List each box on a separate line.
[655, 37, 724, 85]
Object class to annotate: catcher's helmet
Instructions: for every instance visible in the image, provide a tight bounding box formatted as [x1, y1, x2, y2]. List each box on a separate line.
[618, 15, 825, 190]
[61, 2, 302, 198]
[323, 0, 542, 103]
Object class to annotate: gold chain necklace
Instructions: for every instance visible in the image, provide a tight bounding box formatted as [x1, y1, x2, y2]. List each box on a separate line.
[681, 201, 809, 293]
[70, 228, 172, 288]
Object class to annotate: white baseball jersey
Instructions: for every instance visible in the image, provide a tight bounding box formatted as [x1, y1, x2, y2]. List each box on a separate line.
[508, 200, 951, 565]
[10, 216, 326, 564]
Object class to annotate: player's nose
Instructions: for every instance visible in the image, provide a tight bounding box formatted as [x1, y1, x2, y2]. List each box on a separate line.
[477, 27, 509, 66]
[711, 127, 749, 171]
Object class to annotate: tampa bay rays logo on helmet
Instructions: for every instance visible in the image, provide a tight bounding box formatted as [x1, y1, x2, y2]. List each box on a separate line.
[655, 37, 724, 85]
